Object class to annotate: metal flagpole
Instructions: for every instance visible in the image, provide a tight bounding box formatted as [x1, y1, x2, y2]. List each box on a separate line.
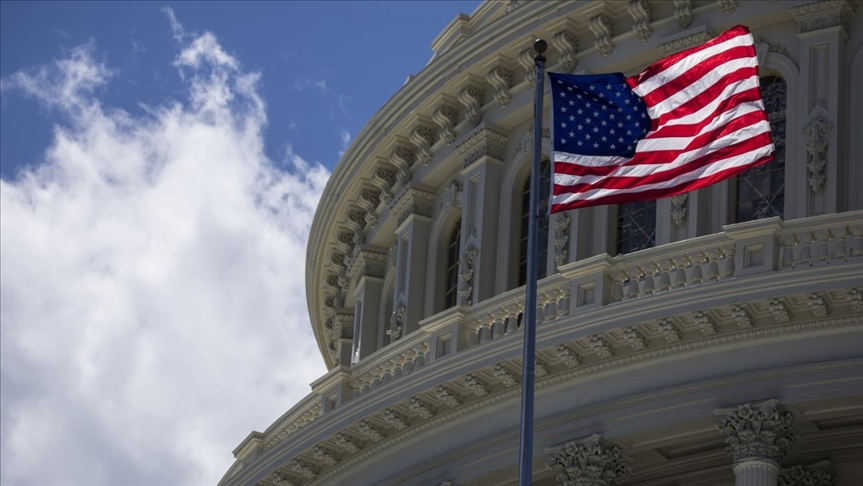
[517, 38, 547, 486]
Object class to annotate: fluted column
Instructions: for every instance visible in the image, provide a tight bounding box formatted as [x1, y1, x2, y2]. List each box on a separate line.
[715, 399, 798, 486]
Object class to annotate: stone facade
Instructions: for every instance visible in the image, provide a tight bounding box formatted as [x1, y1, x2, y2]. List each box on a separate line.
[221, 1, 863, 485]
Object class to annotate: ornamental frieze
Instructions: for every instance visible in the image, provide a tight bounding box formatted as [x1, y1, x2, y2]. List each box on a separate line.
[390, 185, 436, 226]
[455, 127, 508, 167]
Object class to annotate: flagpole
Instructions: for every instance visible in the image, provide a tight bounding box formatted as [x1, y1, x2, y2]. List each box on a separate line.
[517, 38, 547, 486]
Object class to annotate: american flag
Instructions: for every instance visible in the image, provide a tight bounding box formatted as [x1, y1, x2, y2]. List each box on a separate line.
[549, 25, 774, 213]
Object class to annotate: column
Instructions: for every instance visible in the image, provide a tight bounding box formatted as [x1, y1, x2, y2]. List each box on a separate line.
[390, 185, 435, 337]
[455, 127, 506, 305]
[545, 434, 632, 486]
[345, 245, 387, 361]
[715, 399, 798, 486]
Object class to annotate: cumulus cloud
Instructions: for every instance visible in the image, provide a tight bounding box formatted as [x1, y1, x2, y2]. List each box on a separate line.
[338, 129, 352, 157]
[0, 13, 329, 486]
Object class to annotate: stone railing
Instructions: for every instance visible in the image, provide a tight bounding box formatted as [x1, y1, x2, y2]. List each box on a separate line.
[231, 210, 863, 470]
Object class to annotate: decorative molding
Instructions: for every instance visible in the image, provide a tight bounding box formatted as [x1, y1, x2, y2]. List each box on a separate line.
[435, 385, 463, 407]
[432, 95, 460, 146]
[458, 245, 479, 306]
[407, 396, 436, 419]
[551, 24, 579, 72]
[589, 335, 613, 359]
[627, 1, 653, 43]
[371, 166, 396, 204]
[671, 194, 688, 226]
[848, 288, 863, 313]
[657, 318, 681, 342]
[492, 363, 519, 387]
[357, 188, 381, 227]
[791, 0, 857, 33]
[463, 373, 490, 397]
[694, 310, 716, 336]
[554, 213, 571, 270]
[356, 420, 385, 442]
[717, 0, 736, 15]
[333, 432, 362, 454]
[588, 14, 615, 57]
[443, 179, 463, 209]
[381, 408, 410, 430]
[545, 434, 632, 486]
[387, 303, 406, 341]
[264, 314, 860, 486]
[658, 29, 713, 55]
[457, 75, 485, 127]
[267, 472, 299, 486]
[731, 304, 753, 329]
[346, 248, 388, 279]
[673, 0, 693, 27]
[556, 344, 581, 368]
[622, 326, 647, 350]
[390, 186, 436, 226]
[311, 445, 340, 466]
[714, 399, 797, 463]
[808, 293, 830, 317]
[779, 460, 834, 486]
[770, 298, 792, 323]
[409, 121, 437, 166]
[486, 60, 514, 109]
[455, 127, 508, 166]
[518, 47, 537, 87]
[286, 459, 319, 479]
[389, 143, 416, 186]
[804, 116, 833, 192]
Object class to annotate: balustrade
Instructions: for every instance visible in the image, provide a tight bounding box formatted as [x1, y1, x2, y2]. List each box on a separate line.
[254, 211, 862, 455]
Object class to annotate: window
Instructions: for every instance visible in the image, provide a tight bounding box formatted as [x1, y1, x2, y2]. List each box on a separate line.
[518, 159, 551, 286]
[616, 200, 656, 255]
[443, 218, 461, 309]
[735, 75, 786, 222]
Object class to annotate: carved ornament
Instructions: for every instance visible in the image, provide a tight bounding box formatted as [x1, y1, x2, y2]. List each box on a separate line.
[545, 434, 632, 486]
[455, 127, 508, 167]
[714, 399, 797, 463]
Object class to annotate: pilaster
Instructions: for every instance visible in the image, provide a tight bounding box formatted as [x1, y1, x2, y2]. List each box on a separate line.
[348, 247, 387, 362]
[791, 0, 856, 217]
[457, 127, 506, 305]
[390, 185, 436, 338]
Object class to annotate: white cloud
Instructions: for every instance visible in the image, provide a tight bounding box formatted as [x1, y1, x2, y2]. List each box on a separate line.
[338, 129, 352, 157]
[0, 13, 329, 486]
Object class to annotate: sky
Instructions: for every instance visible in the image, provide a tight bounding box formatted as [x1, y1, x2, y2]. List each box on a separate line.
[0, 2, 479, 485]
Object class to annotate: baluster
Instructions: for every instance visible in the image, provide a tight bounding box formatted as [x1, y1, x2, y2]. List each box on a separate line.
[415, 343, 429, 369]
[832, 229, 847, 259]
[814, 231, 830, 263]
[658, 260, 673, 291]
[781, 236, 795, 267]
[721, 247, 736, 277]
[797, 233, 812, 265]
[626, 270, 640, 299]
[673, 256, 689, 288]
[492, 310, 507, 338]
[689, 251, 705, 284]
[850, 228, 863, 257]
[612, 271, 627, 301]
[706, 248, 721, 280]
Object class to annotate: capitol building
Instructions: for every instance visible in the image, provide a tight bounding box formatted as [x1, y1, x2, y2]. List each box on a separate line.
[219, 1, 863, 485]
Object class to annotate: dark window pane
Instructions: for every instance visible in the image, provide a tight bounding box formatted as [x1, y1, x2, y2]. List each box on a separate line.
[444, 218, 461, 309]
[617, 200, 656, 255]
[735, 76, 786, 222]
[519, 160, 551, 286]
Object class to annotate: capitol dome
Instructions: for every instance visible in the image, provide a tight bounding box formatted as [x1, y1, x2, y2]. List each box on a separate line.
[220, 1, 863, 485]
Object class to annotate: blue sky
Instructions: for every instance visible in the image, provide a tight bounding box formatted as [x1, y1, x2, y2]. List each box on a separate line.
[0, 2, 478, 485]
[1, 1, 479, 178]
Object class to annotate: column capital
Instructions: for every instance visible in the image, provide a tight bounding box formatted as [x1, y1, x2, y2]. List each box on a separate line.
[390, 185, 436, 227]
[714, 399, 798, 464]
[791, 0, 856, 34]
[779, 460, 833, 486]
[545, 434, 632, 486]
[455, 126, 508, 169]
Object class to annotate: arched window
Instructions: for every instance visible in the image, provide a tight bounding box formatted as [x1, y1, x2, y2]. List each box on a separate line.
[616, 200, 657, 255]
[443, 218, 461, 309]
[518, 159, 551, 286]
[735, 75, 786, 222]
